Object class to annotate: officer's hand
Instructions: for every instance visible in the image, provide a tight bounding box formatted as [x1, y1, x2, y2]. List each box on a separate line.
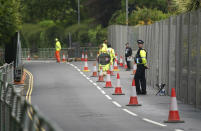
[145, 66, 149, 69]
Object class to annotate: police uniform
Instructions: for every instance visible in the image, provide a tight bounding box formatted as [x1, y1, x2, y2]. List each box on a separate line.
[134, 40, 147, 95]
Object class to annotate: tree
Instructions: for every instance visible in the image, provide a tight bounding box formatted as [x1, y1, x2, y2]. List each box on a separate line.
[21, 0, 78, 24]
[121, 0, 168, 13]
[0, 0, 21, 46]
[129, 8, 170, 25]
[83, 0, 122, 27]
[169, 0, 201, 14]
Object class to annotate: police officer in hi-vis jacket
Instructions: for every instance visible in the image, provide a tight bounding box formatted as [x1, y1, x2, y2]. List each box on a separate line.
[134, 40, 148, 95]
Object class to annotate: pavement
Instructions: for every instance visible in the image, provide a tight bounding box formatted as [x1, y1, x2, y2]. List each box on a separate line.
[24, 60, 201, 131]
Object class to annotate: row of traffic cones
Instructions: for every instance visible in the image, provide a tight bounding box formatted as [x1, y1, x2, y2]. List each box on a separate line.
[81, 52, 184, 123]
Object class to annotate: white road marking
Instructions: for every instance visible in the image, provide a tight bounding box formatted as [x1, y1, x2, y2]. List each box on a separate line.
[96, 86, 101, 90]
[93, 83, 97, 86]
[89, 80, 93, 83]
[77, 69, 81, 72]
[175, 129, 184, 131]
[112, 101, 122, 108]
[101, 90, 106, 95]
[86, 77, 90, 80]
[142, 118, 167, 127]
[105, 95, 112, 100]
[122, 109, 138, 116]
[83, 74, 86, 77]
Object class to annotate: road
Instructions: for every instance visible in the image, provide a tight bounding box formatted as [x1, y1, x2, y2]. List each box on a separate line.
[24, 61, 201, 131]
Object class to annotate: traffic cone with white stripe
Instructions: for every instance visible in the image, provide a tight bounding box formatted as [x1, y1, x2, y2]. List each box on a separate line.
[126, 79, 141, 106]
[27, 54, 31, 61]
[115, 53, 119, 65]
[83, 59, 90, 72]
[97, 67, 104, 82]
[124, 61, 128, 69]
[164, 88, 184, 123]
[110, 63, 115, 76]
[85, 52, 88, 61]
[91, 62, 97, 77]
[112, 73, 125, 95]
[81, 52, 85, 61]
[131, 63, 137, 75]
[104, 70, 113, 88]
[113, 59, 119, 71]
[119, 56, 123, 67]
[62, 53, 66, 62]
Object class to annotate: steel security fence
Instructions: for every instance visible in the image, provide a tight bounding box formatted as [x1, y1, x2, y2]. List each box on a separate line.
[108, 9, 201, 109]
[0, 63, 63, 131]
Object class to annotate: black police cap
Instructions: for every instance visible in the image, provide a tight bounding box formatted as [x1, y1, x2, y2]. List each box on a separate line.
[137, 40, 144, 44]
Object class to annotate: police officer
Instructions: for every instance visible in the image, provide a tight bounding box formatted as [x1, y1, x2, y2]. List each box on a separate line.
[125, 43, 132, 71]
[134, 40, 148, 95]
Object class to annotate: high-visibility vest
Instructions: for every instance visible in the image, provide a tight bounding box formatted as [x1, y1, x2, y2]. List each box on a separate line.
[107, 48, 115, 60]
[99, 43, 108, 54]
[135, 48, 147, 66]
[55, 41, 61, 51]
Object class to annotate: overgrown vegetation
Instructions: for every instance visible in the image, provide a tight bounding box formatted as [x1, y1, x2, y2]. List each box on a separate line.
[1, 0, 201, 50]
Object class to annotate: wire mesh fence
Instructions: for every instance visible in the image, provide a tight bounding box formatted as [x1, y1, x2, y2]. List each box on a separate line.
[0, 63, 63, 131]
[108, 9, 201, 109]
[22, 47, 99, 61]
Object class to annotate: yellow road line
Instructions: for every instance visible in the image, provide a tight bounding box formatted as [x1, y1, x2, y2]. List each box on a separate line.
[24, 69, 34, 120]
[24, 69, 33, 103]
[24, 69, 47, 131]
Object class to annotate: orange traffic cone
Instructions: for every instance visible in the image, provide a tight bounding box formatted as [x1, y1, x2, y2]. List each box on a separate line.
[85, 52, 88, 61]
[97, 67, 104, 82]
[131, 63, 137, 75]
[119, 56, 123, 67]
[113, 59, 119, 71]
[164, 88, 184, 123]
[27, 54, 31, 61]
[91, 62, 97, 77]
[126, 79, 141, 106]
[124, 61, 128, 69]
[112, 73, 125, 95]
[81, 52, 85, 61]
[110, 63, 115, 76]
[62, 53, 66, 62]
[104, 70, 113, 88]
[115, 53, 119, 65]
[83, 59, 90, 72]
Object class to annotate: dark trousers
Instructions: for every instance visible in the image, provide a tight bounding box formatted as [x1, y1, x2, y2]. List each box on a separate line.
[134, 64, 146, 94]
[125, 57, 131, 69]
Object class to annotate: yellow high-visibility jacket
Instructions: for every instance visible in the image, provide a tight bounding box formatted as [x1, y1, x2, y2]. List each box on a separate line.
[139, 49, 147, 66]
[107, 48, 115, 61]
[101, 43, 108, 53]
[55, 41, 61, 51]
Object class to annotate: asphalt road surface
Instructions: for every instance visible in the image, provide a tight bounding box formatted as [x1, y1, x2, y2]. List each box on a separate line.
[24, 61, 201, 131]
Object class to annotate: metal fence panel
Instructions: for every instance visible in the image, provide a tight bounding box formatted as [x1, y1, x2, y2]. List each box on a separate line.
[180, 13, 190, 103]
[188, 11, 198, 105]
[162, 19, 170, 94]
[169, 16, 177, 95]
[196, 9, 201, 109]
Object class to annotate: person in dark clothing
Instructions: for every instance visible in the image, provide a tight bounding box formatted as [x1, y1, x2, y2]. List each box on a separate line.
[125, 43, 132, 71]
[134, 40, 148, 95]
